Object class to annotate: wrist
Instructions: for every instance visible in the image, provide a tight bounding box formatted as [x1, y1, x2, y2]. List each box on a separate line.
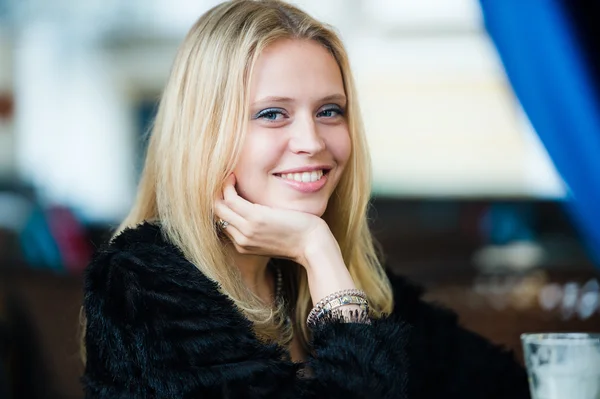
[297, 223, 357, 304]
[298, 222, 340, 270]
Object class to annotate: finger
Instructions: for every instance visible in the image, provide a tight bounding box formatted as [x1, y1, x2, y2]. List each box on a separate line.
[222, 173, 240, 200]
[216, 174, 236, 201]
[227, 173, 236, 186]
[222, 174, 255, 215]
[214, 200, 247, 231]
[218, 221, 252, 254]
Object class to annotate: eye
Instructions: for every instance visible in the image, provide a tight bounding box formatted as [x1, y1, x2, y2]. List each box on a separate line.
[317, 105, 344, 118]
[254, 107, 288, 122]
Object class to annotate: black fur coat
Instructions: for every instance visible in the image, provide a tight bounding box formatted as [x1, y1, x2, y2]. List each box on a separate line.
[82, 222, 530, 398]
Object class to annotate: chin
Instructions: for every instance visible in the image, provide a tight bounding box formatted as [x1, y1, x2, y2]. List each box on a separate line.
[297, 206, 327, 217]
[243, 185, 331, 216]
[283, 201, 328, 217]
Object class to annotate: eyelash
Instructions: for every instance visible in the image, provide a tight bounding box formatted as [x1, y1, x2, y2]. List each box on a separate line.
[254, 108, 287, 121]
[253, 105, 345, 122]
[318, 105, 345, 118]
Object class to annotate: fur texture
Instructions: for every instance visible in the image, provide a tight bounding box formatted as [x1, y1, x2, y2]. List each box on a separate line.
[82, 222, 530, 398]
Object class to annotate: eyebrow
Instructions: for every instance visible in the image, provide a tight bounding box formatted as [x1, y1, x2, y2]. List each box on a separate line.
[252, 94, 347, 106]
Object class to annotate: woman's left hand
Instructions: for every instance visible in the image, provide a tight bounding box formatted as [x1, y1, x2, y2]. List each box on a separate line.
[214, 174, 334, 267]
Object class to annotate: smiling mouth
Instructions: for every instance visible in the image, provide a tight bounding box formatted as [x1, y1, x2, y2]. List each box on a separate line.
[273, 169, 330, 183]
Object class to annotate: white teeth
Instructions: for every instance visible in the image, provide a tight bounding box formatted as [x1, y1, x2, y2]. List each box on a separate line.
[279, 170, 326, 182]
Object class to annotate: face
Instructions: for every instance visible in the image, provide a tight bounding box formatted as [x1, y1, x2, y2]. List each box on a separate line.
[234, 39, 351, 216]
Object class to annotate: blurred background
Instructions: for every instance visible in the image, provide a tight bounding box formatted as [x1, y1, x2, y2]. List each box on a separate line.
[1, 0, 600, 397]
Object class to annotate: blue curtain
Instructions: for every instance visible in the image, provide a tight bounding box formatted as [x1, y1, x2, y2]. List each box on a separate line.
[480, 0, 600, 263]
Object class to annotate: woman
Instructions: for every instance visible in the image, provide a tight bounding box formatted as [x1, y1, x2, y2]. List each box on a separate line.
[82, 1, 531, 398]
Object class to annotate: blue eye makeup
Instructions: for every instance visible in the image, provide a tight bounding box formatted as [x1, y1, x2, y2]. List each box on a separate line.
[252, 104, 345, 122]
[317, 104, 345, 118]
[253, 107, 288, 121]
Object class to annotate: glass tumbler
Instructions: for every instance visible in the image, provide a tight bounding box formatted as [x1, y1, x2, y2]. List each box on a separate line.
[521, 333, 600, 399]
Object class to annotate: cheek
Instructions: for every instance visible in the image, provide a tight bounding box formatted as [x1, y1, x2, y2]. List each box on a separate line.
[233, 139, 260, 201]
[328, 129, 352, 167]
[233, 133, 284, 200]
[238, 133, 285, 174]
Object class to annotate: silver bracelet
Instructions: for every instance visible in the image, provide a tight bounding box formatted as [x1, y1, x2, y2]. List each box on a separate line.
[315, 296, 369, 319]
[314, 297, 370, 326]
[306, 289, 368, 328]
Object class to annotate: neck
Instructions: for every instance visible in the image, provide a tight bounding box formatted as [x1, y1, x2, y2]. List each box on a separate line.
[227, 244, 273, 302]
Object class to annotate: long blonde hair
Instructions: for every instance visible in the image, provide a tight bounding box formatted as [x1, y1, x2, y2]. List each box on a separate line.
[115, 0, 393, 350]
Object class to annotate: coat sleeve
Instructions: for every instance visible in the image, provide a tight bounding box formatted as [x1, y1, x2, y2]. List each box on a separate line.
[82, 243, 411, 399]
[389, 273, 531, 399]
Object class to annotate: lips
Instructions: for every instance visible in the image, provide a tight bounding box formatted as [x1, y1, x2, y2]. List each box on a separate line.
[273, 169, 330, 193]
[274, 164, 333, 174]
[275, 169, 326, 183]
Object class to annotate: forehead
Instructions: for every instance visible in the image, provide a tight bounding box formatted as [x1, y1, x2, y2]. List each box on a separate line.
[249, 38, 345, 101]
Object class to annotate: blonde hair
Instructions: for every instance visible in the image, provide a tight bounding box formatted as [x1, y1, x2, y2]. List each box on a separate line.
[114, 0, 393, 350]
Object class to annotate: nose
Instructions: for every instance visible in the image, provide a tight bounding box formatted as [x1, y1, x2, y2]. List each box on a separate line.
[288, 114, 326, 155]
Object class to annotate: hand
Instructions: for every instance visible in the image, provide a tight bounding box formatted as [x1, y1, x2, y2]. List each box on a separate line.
[214, 174, 329, 267]
[216, 174, 358, 303]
